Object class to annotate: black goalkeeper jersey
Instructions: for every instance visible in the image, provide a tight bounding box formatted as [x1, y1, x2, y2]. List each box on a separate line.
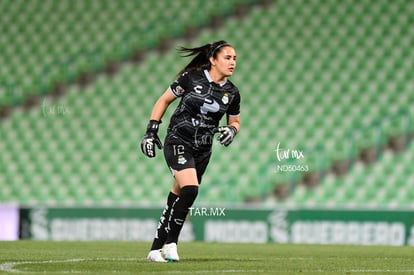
[167, 70, 240, 150]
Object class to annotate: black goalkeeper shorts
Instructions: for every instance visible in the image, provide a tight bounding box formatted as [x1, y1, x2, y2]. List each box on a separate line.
[163, 139, 212, 184]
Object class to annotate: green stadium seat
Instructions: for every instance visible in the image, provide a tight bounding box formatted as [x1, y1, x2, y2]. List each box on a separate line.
[1, 0, 413, 208]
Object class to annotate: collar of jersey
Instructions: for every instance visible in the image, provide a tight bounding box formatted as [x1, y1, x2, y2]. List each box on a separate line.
[204, 70, 227, 87]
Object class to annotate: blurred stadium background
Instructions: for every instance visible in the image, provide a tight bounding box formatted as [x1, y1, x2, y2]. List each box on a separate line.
[1, 0, 413, 242]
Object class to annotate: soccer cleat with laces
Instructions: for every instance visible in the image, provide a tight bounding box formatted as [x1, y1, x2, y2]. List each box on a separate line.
[147, 249, 167, 262]
[162, 243, 180, 262]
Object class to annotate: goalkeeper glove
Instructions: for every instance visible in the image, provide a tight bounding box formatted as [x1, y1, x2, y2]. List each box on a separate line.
[141, 120, 163, 158]
[216, 125, 237, 147]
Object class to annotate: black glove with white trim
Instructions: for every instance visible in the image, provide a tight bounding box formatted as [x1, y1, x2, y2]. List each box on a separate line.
[216, 125, 237, 147]
[141, 120, 163, 158]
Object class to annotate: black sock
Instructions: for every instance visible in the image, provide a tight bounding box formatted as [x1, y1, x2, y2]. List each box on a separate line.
[166, 185, 199, 244]
[150, 192, 178, 250]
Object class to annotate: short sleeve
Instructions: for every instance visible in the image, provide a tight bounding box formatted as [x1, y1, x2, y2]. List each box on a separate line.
[169, 72, 190, 97]
[227, 91, 240, 117]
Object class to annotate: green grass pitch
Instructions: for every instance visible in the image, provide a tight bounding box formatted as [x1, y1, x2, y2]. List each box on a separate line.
[0, 241, 413, 274]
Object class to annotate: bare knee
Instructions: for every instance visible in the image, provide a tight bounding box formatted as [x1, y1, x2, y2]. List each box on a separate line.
[170, 168, 198, 195]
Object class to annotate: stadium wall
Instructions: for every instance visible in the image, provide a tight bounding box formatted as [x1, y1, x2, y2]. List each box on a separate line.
[14, 206, 414, 246]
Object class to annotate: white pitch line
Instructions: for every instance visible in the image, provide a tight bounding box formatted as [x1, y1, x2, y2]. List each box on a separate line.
[0, 258, 141, 273]
[0, 259, 86, 273]
[1, 258, 413, 274]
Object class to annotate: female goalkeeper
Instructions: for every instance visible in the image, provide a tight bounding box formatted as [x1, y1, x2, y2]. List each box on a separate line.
[140, 40, 241, 262]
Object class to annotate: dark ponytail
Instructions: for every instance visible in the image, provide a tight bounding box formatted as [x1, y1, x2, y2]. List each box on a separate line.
[176, 40, 231, 76]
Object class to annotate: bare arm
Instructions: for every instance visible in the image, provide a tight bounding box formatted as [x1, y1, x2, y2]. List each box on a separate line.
[227, 115, 240, 133]
[150, 88, 177, 121]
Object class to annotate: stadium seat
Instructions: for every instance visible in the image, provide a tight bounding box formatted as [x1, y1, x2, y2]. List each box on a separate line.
[1, 0, 413, 208]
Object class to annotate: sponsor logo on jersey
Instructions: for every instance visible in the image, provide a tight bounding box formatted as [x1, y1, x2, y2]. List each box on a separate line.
[194, 85, 202, 94]
[192, 118, 200, 127]
[200, 98, 220, 115]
